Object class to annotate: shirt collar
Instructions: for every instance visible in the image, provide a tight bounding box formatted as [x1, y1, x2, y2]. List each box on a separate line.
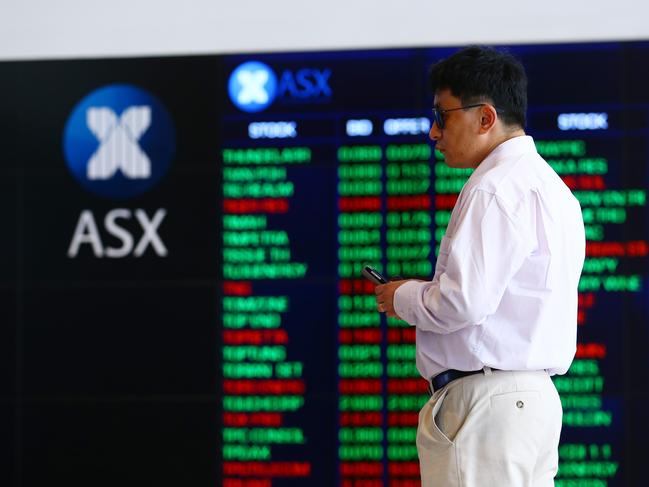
[468, 135, 536, 182]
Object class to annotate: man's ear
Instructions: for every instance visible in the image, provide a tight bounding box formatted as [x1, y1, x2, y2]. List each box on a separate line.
[478, 105, 498, 133]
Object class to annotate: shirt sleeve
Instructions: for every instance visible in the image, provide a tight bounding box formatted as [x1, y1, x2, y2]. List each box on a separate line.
[393, 188, 533, 334]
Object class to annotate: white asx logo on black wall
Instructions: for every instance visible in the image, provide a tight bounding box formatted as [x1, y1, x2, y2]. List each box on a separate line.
[67, 208, 167, 258]
[62, 84, 175, 259]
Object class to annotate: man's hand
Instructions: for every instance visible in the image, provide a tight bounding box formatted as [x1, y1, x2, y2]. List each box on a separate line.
[375, 280, 408, 318]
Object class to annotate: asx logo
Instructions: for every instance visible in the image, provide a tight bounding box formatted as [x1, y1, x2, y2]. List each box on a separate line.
[63, 84, 175, 199]
[228, 60, 332, 113]
[63, 84, 174, 259]
[67, 208, 167, 258]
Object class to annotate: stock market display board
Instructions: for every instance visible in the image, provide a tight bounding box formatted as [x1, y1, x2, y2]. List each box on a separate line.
[1, 41, 648, 487]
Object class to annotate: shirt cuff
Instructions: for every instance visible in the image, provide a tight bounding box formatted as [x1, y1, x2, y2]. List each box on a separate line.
[394, 280, 427, 326]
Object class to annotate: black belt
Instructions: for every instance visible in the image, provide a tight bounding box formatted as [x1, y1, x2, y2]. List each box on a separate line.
[428, 369, 484, 395]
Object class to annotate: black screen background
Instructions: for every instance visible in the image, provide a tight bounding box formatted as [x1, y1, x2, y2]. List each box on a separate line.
[1, 41, 648, 486]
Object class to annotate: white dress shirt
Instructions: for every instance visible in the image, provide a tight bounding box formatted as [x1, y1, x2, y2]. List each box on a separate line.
[394, 135, 585, 379]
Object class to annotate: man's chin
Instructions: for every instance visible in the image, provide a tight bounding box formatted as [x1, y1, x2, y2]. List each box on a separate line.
[445, 158, 473, 169]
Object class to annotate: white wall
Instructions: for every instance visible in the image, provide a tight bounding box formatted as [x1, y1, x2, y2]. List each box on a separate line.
[2, 0, 648, 60]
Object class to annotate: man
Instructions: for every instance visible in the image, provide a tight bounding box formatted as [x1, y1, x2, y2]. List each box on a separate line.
[375, 46, 585, 486]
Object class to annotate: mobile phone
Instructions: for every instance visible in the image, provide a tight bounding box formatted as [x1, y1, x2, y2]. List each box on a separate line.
[361, 265, 388, 285]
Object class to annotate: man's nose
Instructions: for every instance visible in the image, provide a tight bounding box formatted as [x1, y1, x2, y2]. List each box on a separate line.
[429, 121, 442, 141]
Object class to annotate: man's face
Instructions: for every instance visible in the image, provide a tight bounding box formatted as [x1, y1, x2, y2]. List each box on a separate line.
[429, 89, 484, 169]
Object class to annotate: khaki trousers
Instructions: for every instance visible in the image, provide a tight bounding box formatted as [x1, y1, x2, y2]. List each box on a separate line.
[417, 368, 562, 487]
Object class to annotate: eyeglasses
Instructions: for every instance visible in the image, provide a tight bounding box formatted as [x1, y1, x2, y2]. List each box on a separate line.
[431, 103, 499, 130]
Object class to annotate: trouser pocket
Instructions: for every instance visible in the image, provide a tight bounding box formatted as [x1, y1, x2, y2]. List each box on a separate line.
[417, 390, 460, 487]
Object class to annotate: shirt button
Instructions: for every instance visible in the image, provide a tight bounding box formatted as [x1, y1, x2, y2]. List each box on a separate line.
[516, 400, 524, 409]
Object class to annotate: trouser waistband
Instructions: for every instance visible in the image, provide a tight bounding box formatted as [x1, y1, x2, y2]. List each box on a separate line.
[428, 367, 495, 395]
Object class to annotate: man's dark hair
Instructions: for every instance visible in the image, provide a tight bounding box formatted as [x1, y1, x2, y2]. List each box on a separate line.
[429, 45, 527, 128]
